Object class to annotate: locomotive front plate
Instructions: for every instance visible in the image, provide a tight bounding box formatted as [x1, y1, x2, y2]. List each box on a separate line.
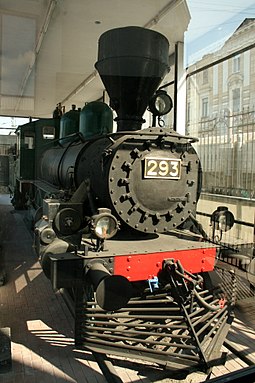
[144, 157, 181, 179]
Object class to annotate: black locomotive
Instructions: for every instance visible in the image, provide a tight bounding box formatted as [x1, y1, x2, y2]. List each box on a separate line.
[10, 27, 234, 373]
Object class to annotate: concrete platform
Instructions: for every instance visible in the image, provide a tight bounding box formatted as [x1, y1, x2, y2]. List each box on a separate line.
[1, 193, 255, 383]
[0, 194, 107, 383]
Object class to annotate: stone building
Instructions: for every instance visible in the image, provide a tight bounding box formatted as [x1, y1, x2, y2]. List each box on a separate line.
[186, 18, 255, 198]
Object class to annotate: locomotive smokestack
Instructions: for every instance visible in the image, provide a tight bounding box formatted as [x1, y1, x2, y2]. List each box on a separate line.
[95, 26, 170, 131]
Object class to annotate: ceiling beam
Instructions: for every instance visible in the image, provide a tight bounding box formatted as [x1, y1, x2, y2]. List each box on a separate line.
[14, 0, 58, 112]
[60, 0, 185, 105]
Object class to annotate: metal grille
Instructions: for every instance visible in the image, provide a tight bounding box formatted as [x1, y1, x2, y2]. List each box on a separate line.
[75, 274, 234, 371]
[195, 110, 255, 199]
[186, 44, 255, 201]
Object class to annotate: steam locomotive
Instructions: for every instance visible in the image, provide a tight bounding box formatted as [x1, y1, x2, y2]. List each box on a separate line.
[9, 27, 234, 372]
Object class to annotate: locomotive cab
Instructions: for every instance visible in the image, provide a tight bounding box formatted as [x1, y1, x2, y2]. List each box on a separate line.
[9, 118, 60, 209]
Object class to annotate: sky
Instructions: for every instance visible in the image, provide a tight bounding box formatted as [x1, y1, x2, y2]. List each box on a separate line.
[1, 0, 255, 134]
[185, 0, 255, 64]
[0, 116, 29, 135]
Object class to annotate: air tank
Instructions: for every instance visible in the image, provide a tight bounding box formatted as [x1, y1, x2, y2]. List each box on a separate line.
[95, 26, 170, 131]
[79, 101, 113, 139]
[59, 105, 80, 140]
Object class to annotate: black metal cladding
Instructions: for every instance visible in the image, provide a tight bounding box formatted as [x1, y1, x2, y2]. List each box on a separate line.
[74, 130, 200, 233]
[39, 128, 201, 234]
[38, 26, 200, 234]
[95, 26, 170, 131]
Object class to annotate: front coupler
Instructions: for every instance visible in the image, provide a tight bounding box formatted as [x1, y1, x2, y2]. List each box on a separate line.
[163, 259, 235, 369]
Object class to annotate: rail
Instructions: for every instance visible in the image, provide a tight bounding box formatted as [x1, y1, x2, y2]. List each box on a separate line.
[207, 364, 255, 382]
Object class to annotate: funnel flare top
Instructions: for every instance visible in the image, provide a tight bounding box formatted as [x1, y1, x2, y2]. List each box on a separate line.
[95, 26, 170, 131]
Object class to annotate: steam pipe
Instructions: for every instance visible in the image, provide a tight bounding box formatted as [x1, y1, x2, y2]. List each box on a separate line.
[87, 262, 132, 311]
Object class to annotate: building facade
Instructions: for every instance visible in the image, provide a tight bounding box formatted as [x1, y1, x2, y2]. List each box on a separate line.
[187, 18, 255, 199]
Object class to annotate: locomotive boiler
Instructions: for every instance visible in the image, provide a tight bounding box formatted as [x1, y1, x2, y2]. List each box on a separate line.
[12, 26, 234, 372]
[39, 26, 201, 238]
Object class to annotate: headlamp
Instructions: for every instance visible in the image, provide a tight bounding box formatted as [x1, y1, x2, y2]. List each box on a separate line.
[211, 206, 234, 232]
[91, 208, 118, 239]
[149, 90, 173, 116]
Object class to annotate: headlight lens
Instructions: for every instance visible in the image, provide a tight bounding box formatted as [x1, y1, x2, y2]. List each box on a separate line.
[211, 206, 234, 232]
[149, 90, 173, 116]
[91, 209, 118, 239]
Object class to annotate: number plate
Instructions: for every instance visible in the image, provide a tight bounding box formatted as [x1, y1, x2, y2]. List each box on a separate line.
[144, 157, 181, 179]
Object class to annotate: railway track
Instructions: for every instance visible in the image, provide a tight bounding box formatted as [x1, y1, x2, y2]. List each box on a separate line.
[59, 283, 255, 383]
[99, 342, 251, 382]
[95, 328, 253, 382]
